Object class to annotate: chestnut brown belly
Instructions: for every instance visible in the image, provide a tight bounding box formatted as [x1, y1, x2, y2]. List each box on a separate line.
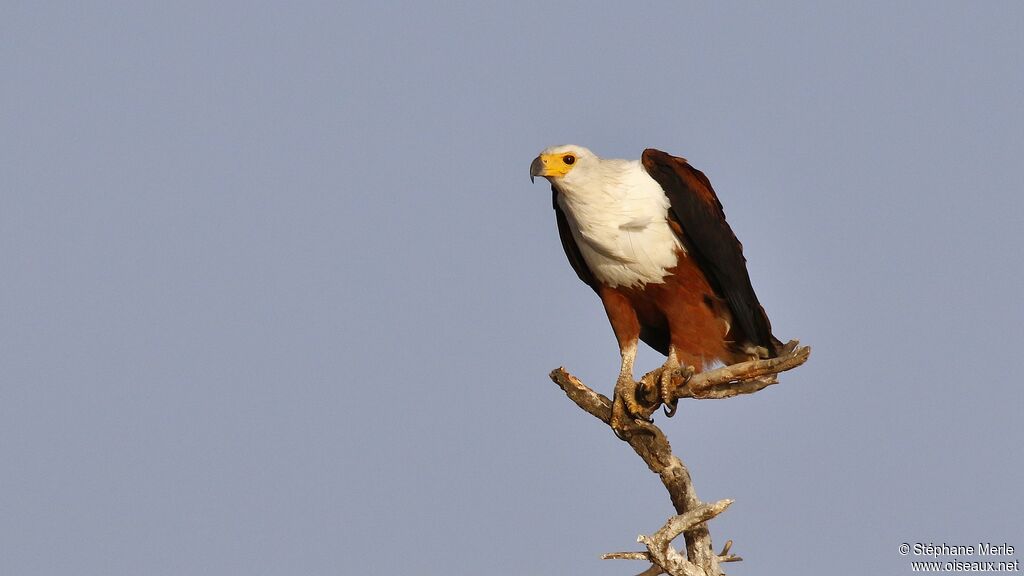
[613, 251, 739, 370]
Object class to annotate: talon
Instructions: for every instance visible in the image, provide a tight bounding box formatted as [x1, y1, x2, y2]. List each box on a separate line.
[611, 371, 655, 439]
[610, 409, 651, 439]
[661, 363, 694, 414]
[613, 374, 646, 420]
[658, 368, 675, 414]
[636, 377, 658, 407]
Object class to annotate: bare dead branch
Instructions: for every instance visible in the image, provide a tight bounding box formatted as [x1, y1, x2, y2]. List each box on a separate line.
[635, 500, 735, 576]
[603, 552, 654, 561]
[549, 368, 612, 424]
[651, 499, 733, 548]
[717, 539, 742, 563]
[550, 367, 718, 575]
[640, 341, 810, 404]
[549, 340, 810, 575]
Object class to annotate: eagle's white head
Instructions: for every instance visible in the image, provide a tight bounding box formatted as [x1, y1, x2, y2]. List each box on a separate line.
[529, 144, 601, 188]
[530, 144, 682, 288]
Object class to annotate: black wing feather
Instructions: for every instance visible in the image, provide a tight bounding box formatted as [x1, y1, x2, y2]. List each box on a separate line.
[641, 149, 778, 356]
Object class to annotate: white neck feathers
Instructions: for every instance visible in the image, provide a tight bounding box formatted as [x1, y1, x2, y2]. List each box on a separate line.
[555, 159, 682, 288]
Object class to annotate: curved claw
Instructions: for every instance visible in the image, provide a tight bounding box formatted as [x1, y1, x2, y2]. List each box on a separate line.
[658, 364, 681, 418]
[658, 361, 697, 417]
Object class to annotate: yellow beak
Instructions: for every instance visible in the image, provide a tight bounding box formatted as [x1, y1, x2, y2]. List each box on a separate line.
[530, 154, 572, 182]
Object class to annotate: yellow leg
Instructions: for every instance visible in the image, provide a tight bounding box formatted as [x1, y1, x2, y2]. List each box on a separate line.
[611, 341, 648, 435]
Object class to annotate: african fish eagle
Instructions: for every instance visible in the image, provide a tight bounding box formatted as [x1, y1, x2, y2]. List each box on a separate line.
[531, 145, 782, 429]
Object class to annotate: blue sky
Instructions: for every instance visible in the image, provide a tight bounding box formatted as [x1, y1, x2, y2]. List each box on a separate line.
[3, 2, 1022, 574]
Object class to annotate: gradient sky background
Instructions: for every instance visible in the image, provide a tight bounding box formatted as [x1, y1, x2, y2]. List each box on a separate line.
[3, 2, 1022, 575]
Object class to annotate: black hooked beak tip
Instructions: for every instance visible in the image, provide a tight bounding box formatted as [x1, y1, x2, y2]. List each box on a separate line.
[529, 156, 543, 183]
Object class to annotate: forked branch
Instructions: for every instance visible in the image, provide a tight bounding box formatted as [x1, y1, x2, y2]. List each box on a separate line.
[549, 341, 810, 576]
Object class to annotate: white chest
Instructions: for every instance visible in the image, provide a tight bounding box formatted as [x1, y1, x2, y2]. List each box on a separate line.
[556, 165, 682, 289]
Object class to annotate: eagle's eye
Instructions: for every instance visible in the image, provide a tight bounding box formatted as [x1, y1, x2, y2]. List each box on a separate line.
[563, 154, 576, 165]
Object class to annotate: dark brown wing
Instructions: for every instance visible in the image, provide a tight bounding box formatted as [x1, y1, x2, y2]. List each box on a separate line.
[641, 148, 778, 356]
